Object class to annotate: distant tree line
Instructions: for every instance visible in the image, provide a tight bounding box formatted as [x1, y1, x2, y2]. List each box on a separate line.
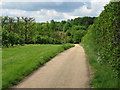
[1, 16, 96, 47]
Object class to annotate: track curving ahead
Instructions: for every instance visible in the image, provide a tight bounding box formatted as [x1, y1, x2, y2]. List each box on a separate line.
[13, 44, 90, 88]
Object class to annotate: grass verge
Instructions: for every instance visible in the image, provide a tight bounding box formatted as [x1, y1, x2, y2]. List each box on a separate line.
[81, 44, 119, 88]
[2, 44, 74, 89]
[0, 48, 2, 90]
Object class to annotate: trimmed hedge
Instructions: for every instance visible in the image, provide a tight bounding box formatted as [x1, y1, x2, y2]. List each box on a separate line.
[81, 1, 120, 88]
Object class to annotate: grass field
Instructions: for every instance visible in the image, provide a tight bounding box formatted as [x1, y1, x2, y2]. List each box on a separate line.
[0, 48, 2, 90]
[81, 44, 119, 88]
[2, 44, 74, 89]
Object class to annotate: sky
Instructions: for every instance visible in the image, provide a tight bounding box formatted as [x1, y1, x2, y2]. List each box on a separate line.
[0, 0, 111, 22]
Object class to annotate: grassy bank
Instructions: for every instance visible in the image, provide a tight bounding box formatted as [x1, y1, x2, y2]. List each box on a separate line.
[81, 43, 119, 88]
[2, 44, 74, 89]
[0, 48, 2, 90]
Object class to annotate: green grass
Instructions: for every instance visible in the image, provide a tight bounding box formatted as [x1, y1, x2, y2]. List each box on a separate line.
[81, 43, 119, 88]
[0, 48, 2, 90]
[2, 44, 74, 89]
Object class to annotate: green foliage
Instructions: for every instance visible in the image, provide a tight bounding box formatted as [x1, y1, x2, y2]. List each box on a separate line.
[2, 17, 36, 47]
[64, 25, 87, 44]
[73, 30, 86, 43]
[0, 48, 1, 90]
[2, 44, 74, 89]
[62, 44, 75, 50]
[72, 17, 96, 27]
[49, 20, 56, 31]
[81, 44, 119, 88]
[63, 22, 71, 32]
[2, 16, 95, 47]
[72, 25, 87, 31]
[81, 1, 120, 88]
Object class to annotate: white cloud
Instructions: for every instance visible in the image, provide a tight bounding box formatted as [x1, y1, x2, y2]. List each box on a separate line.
[3, 0, 92, 2]
[3, 0, 117, 2]
[91, 0, 110, 14]
[33, 9, 77, 22]
[70, 5, 92, 16]
[33, 9, 64, 22]
[68, 0, 110, 17]
[91, 0, 110, 10]
[1, 0, 111, 22]
[63, 13, 77, 19]
[0, 1, 2, 5]
[0, 8, 78, 22]
[0, 9, 28, 17]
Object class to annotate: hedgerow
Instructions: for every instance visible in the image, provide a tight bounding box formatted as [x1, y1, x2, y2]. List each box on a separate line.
[81, 1, 120, 88]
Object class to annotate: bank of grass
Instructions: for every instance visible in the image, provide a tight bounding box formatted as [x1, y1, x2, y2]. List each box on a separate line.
[0, 48, 2, 90]
[81, 44, 119, 88]
[2, 44, 74, 89]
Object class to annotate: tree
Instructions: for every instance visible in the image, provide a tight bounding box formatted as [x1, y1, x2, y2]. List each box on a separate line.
[73, 30, 86, 43]
[2, 16, 95, 46]
[50, 20, 56, 31]
[22, 17, 35, 44]
[63, 22, 71, 32]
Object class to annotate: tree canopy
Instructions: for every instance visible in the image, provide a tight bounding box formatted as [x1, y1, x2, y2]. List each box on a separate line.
[2, 16, 96, 47]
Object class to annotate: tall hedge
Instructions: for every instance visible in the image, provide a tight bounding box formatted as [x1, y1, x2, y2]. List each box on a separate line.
[82, 1, 120, 77]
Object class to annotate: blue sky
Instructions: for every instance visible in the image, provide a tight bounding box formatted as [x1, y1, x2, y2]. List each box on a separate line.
[0, 0, 110, 22]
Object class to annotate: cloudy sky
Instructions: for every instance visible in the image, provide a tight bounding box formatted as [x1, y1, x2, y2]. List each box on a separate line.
[0, 0, 111, 22]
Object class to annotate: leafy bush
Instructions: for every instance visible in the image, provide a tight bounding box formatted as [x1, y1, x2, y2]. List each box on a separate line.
[62, 44, 75, 50]
[81, 1, 120, 88]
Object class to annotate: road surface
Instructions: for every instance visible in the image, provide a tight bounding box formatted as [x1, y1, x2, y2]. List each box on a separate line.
[14, 44, 90, 88]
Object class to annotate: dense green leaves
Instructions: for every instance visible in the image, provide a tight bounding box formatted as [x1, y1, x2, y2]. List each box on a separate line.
[82, 1, 120, 85]
[2, 17, 36, 47]
[2, 16, 95, 47]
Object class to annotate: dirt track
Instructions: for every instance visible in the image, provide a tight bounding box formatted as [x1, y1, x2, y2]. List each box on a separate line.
[14, 44, 90, 88]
